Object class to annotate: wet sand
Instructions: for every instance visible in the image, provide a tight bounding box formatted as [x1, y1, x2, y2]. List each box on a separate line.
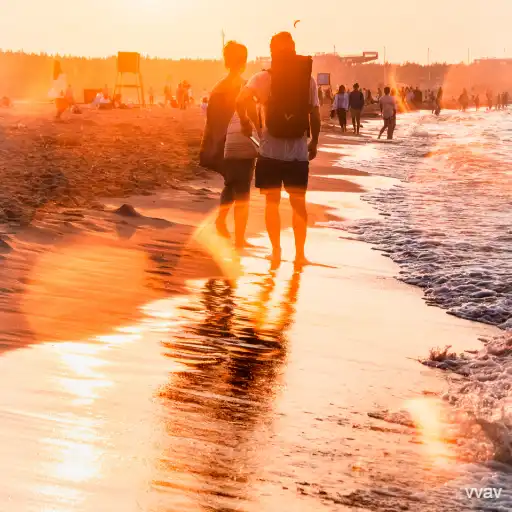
[0, 106, 501, 511]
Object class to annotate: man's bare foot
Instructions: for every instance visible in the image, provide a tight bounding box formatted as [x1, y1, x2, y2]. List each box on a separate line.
[294, 256, 312, 270]
[266, 249, 282, 270]
[235, 240, 258, 250]
[215, 220, 230, 239]
[266, 248, 281, 261]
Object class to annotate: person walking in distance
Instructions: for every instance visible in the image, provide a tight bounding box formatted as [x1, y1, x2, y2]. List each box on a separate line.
[486, 90, 493, 111]
[349, 83, 364, 134]
[332, 85, 349, 132]
[378, 86, 397, 140]
[148, 86, 154, 106]
[434, 87, 443, 115]
[474, 93, 480, 111]
[236, 32, 321, 267]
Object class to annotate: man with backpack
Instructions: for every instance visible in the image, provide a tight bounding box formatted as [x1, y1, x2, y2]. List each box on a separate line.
[236, 32, 321, 267]
[349, 83, 365, 134]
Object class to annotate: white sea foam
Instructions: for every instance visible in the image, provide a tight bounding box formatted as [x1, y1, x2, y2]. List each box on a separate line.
[333, 110, 512, 329]
[328, 109, 512, 509]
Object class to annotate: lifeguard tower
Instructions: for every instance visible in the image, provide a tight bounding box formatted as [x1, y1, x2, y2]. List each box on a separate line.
[113, 52, 145, 106]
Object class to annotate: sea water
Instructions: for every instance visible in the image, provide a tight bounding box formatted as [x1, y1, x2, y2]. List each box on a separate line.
[327, 108, 512, 510]
[337, 109, 512, 329]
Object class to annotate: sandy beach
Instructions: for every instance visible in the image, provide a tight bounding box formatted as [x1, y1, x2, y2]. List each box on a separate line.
[0, 104, 507, 511]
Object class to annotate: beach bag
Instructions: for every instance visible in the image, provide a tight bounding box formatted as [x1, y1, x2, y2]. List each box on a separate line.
[199, 78, 240, 172]
[265, 55, 312, 139]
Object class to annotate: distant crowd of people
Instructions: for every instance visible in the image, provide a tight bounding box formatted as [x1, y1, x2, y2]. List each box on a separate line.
[458, 89, 509, 111]
[162, 82, 193, 109]
[332, 84, 399, 139]
[330, 83, 366, 134]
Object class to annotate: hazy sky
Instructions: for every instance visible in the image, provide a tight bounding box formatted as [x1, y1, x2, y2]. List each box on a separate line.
[0, 0, 510, 63]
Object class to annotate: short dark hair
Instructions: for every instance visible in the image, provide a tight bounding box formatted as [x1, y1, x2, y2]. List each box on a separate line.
[223, 41, 248, 71]
[384, 86, 390, 94]
[270, 32, 296, 56]
[353, 83, 359, 89]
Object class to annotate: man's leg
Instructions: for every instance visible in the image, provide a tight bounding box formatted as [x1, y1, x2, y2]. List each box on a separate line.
[351, 109, 357, 132]
[216, 165, 235, 238]
[289, 192, 308, 263]
[356, 111, 362, 134]
[378, 119, 388, 139]
[337, 109, 343, 130]
[264, 190, 281, 261]
[232, 160, 255, 248]
[255, 157, 284, 260]
[284, 161, 309, 264]
[387, 117, 396, 139]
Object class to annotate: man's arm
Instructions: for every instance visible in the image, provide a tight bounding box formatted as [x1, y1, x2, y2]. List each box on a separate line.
[236, 86, 257, 137]
[308, 106, 321, 160]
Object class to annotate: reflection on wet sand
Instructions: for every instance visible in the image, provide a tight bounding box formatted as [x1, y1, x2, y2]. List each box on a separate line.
[150, 268, 302, 510]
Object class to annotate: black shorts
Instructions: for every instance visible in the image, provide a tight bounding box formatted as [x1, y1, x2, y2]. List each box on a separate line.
[255, 157, 309, 194]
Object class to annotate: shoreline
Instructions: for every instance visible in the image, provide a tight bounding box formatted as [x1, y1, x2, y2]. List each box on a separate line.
[0, 105, 505, 510]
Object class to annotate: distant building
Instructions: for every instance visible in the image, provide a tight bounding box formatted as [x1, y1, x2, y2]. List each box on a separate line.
[313, 51, 379, 65]
[474, 58, 512, 65]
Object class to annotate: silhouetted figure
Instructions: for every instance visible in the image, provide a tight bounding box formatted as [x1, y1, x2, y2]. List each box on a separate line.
[474, 94, 480, 111]
[212, 41, 258, 248]
[378, 86, 397, 140]
[236, 31, 320, 266]
[349, 83, 365, 134]
[486, 90, 493, 111]
[459, 88, 469, 112]
[435, 87, 443, 115]
[332, 85, 349, 132]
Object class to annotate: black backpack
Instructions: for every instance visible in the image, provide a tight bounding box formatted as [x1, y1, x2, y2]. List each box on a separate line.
[266, 55, 312, 139]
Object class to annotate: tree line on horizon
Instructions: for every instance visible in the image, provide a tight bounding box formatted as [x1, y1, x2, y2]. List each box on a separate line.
[0, 50, 510, 102]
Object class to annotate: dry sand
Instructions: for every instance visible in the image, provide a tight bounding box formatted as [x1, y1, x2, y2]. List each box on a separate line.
[0, 104, 501, 511]
[0, 103, 206, 227]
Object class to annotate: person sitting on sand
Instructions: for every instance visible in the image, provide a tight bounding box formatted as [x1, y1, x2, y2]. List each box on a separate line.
[236, 31, 321, 266]
[378, 86, 397, 140]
